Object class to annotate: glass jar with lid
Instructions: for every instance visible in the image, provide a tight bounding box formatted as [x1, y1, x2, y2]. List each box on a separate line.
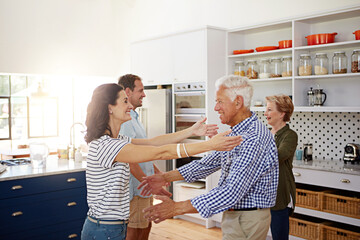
[281, 56, 292, 77]
[299, 54, 312, 76]
[332, 51, 347, 74]
[314, 53, 329, 75]
[234, 60, 246, 76]
[351, 49, 360, 73]
[270, 57, 282, 78]
[259, 59, 271, 79]
[246, 60, 258, 79]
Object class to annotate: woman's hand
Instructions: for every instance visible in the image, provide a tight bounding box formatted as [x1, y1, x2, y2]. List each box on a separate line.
[190, 117, 218, 138]
[208, 130, 242, 151]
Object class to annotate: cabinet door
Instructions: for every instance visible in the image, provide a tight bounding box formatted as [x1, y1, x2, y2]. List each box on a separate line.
[0, 171, 85, 200]
[171, 30, 207, 83]
[131, 38, 172, 85]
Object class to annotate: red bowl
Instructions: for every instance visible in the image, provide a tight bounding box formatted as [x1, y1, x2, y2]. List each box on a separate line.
[278, 40, 292, 49]
[305, 33, 337, 45]
[354, 30, 360, 40]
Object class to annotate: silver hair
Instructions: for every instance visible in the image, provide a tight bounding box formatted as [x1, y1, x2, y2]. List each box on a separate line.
[215, 75, 253, 109]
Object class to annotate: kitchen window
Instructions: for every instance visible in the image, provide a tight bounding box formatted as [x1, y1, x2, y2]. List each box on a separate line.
[0, 74, 59, 141]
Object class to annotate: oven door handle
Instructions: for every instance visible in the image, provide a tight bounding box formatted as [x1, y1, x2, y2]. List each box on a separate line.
[174, 91, 205, 96]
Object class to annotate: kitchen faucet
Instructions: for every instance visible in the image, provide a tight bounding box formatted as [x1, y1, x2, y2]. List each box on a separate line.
[69, 122, 85, 159]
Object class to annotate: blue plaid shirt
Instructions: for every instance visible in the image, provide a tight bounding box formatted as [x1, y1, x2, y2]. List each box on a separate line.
[178, 112, 279, 218]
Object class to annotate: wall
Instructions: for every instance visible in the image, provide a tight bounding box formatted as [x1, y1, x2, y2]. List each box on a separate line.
[1, 0, 360, 77]
[256, 112, 360, 161]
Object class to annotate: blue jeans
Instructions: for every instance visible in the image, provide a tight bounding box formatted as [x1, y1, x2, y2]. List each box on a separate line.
[81, 217, 128, 240]
[270, 207, 292, 240]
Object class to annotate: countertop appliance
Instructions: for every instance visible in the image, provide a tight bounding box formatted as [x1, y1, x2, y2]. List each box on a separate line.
[137, 87, 172, 173]
[343, 143, 360, 164]
[303, 143, 313, 161]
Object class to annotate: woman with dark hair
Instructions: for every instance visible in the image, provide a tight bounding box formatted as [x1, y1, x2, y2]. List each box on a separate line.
[81, 83, 242, 240]
[265, 94, 298, 240]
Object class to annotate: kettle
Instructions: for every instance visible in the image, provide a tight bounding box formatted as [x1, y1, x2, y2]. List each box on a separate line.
[313, 88, 327, 106]
[303, 143, 313, 161]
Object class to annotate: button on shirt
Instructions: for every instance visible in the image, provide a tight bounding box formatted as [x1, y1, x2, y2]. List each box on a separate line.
[178, 112, 279, 218]
[119, 109, 154, 200]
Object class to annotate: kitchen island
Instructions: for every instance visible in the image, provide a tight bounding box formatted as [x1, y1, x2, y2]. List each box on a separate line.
[0, 157, 88, 240]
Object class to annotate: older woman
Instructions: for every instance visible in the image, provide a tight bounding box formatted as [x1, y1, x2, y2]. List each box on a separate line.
[264, 94, 298, 240]
[81, 83, 242, 240]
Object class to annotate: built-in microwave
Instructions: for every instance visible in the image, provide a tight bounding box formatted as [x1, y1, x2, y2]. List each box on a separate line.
[174, 82, 205, 114]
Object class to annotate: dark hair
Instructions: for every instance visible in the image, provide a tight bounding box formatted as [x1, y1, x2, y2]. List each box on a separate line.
[118, 74, 141, 91]
[85, 83, 124, 143]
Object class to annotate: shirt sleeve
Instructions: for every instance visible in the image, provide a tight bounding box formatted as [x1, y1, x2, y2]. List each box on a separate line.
[178, 152, 222, 182]
[97, 136, 130, 169]
[190, 137, 267, 218]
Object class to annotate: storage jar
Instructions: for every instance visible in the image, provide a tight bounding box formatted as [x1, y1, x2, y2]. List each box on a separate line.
[234, 60, 246, 76]
[299, 54, 312, 76]
[246, 60, 258, 79]
[314, 53, 329, 75]
[259, 59, 271, 79]
[270, 57, 282, 78]
[351, 49, 360, 73]
[332, 51, 347, 74]
[281, 56, 292, 77]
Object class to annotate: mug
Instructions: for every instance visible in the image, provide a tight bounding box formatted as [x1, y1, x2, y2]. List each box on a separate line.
[295, 150, 303, 160]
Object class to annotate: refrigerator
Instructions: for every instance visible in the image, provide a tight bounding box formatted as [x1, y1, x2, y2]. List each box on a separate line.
[136, 88, 172, 173]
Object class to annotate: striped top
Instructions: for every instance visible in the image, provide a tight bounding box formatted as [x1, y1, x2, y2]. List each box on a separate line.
[86, 134, 131, 220]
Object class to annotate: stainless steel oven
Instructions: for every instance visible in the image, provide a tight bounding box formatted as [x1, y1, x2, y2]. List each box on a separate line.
[173, 82, 206, 142]
[174, 82, 205, 114]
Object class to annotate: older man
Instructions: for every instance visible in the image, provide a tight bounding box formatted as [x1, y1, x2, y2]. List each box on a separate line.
[140, 75, 279, 240]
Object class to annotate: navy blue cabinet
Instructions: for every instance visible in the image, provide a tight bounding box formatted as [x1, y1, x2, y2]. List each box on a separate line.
[0, 171, 88, 240]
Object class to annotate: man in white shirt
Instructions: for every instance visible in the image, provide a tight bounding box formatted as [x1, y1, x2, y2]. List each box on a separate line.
[118, 74, 166, 240]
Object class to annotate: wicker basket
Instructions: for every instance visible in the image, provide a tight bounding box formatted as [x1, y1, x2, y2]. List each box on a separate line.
[322, 191, 360, 219]
[321, 224, 360, 240]
[289, 216, 323, 240]
[296, 188, 323, 210]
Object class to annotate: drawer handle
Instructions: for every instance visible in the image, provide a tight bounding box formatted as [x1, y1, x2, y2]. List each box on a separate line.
[293, 172, 301, 177]
[341, 179, 350, 183]
[12, 211, 23, 217]
[68, 234, 78, 239]
[67, 178, 77, 182]
[67, 202, 77, 207]
[11, 185, 23, 190]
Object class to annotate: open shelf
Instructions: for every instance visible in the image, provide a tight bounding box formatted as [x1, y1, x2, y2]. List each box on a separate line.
[228, 48, 292, 58]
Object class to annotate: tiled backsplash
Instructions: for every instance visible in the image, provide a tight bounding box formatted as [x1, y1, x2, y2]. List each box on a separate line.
[256, 112, 360, 161]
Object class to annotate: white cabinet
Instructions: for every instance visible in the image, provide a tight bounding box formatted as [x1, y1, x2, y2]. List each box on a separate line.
[293, 167, 360, 227]
[131, 27, 224, 86]
[131, 37, 172, 85]
[226, 7, 360, 112]
[171, 30, 206, 83]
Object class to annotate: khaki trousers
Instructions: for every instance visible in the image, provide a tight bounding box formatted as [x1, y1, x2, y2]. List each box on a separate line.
[221, 208, 271, 240]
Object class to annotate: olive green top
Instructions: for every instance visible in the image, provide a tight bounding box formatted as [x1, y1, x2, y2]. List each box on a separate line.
[271, 124, 298, 212]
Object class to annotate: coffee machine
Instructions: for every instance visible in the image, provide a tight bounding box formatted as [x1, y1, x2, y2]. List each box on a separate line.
[343, 143, 360, 164]
[303, 143, 313, 161]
